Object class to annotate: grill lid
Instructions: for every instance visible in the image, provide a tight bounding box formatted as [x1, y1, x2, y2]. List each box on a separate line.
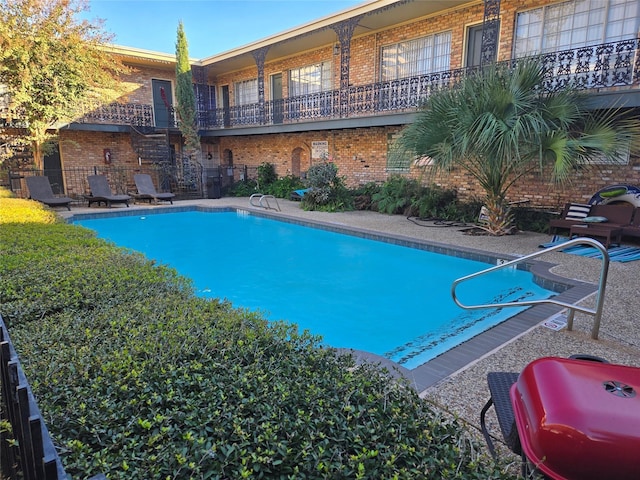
[510, 356, 640, 480]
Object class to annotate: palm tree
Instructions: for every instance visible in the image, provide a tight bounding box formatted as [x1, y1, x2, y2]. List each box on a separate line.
[393, 59, 639, 235]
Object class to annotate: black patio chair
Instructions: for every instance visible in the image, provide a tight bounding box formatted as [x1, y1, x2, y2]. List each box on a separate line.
[86, 175, 131, 208]
[25, 175, 72, 210]
[133, 174, 175, 204]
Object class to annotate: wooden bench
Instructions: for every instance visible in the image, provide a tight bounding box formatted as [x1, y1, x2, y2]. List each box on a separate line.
[549, 203, 635, 237]
[622, 209, 640, 239]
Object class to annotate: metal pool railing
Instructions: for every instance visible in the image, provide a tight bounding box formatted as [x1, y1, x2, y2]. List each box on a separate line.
[451, 237, 610, 340]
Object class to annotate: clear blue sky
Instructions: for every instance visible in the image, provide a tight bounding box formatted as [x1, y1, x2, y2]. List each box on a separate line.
[81, 0, 365, 58]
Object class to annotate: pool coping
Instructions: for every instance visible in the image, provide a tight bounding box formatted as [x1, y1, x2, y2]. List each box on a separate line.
[69, 205, 598, 393]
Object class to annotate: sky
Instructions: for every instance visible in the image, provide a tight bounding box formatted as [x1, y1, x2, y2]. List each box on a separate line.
[81, 0, 366, 59]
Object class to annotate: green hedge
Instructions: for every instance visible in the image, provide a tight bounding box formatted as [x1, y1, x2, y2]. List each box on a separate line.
[0, 200, 511, 479]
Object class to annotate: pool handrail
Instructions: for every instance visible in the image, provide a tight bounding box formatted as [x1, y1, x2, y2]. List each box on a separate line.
[249, 193, 281, 211]
[451, 237, 610, 340]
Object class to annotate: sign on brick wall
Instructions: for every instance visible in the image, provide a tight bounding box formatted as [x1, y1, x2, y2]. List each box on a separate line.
[311, 141, 328, 160]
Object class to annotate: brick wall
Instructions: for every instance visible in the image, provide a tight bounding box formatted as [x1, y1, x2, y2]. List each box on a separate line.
[60, 131, 137, 169]
[59, 123, 640, 211]
[215, 126, 640, 210]
[59, 130, 186, 168]
[119, 64, 176, 104]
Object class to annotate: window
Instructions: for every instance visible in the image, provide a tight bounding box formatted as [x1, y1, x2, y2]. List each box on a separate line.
[386, 132, 410, 173]
[381, 32, 452, 81]
[582, 147, 630, 165]
[234, 79, 258, 105]
[514, 0, 640, 57]
[289, 62, 332, 96]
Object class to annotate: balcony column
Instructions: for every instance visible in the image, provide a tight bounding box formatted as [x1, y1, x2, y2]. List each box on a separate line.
[252, 46, 270, 125]
[481, 0, 501, 66]
[635, 38, 640, 85]
[332, 16, 361, 118]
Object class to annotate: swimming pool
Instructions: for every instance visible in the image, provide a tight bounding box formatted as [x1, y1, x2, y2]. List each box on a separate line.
[74, 209, 555, 369]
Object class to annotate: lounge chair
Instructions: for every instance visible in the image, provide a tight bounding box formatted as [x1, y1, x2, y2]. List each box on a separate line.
[290, 188, 311, 201]
[133, 174, 175, 204]
[25, 176, 72, 210]
[86, 175, 131, 208]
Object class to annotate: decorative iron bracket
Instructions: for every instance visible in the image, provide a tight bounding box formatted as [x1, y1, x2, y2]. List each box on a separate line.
[481, 0, 501, 66]
[332, 17, 362, 117]
[252, 46, 270, 124]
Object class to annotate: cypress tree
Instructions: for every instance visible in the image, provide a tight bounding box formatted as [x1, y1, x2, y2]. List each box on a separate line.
[175, 21, 200, 156]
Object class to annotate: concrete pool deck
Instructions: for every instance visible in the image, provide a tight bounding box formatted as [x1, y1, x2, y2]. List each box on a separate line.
[62, 197, 640, 458]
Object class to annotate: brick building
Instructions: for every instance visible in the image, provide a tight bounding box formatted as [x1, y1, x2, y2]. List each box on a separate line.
[9, 0, 640, 206]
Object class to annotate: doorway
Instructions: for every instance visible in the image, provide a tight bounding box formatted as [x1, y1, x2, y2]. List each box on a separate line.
[466, 23, 499, 67]
[152, 79, 173, 127]
[221, 85, 230, 127]
[271, 73, 283, 124]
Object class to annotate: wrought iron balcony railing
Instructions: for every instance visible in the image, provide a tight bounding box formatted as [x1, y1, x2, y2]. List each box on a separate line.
[67, 38, 640, 131]
[79, 102, 156, 127]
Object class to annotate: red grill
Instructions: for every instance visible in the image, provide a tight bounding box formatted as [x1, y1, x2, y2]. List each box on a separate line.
[510, 357, 640, 479]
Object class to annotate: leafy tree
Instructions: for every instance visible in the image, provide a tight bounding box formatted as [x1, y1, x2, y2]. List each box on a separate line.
[0, 0, 127, 169]
[392, 59, 640, 235]
[175, 21, 200, 157]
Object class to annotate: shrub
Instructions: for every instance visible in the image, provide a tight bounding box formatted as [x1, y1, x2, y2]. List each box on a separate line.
[0, 187, 16, 198]
[0, 194, 60, 224]
[410, 185, 458, 219]
[371, 176, 422, 215]
[257, 162, 278, 189]
[513, 206, 557, 233]
[0, 198, 513, 479]
[302, 163, 353, 212]
[230, 164, 305, 199]
[264, 175, 305, 198]
[227, 179, 258, 197]
[350, 182, 381, 211]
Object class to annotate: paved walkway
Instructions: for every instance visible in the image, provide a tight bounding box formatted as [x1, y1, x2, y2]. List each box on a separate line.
[62, 197, 640, 457]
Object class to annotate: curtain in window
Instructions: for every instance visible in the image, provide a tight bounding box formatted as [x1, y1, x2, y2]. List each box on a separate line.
[234, 79, 258, 105]
[515, 0, 639, 57]
[289, 62, 332, 96]
[381, 32, 452, 81]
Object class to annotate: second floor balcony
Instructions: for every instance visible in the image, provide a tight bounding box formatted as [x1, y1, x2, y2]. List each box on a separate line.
[74, 38, 640, 133]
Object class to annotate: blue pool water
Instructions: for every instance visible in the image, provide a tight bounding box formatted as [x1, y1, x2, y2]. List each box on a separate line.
[75, 210, 554, 369]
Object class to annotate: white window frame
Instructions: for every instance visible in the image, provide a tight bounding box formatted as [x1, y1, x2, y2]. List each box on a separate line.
[288, 62, 332, 97]
[234, 79, 258, 106]
[514, 0, 640, 58]
[381, 32, 452, 82]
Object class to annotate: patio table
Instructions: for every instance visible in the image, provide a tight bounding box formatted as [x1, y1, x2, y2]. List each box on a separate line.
[569, 223, 622, 248]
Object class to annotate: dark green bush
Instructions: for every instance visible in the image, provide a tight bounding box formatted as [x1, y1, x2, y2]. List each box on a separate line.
[264, 175, 305, 198]
[512, 206, 557, 233]
[371, 176, 422, 215]
[350, 182, 382, 211]
[371, 177, 469, 220]
[228, 164, 304, 199]
[257, 162, 278, 189]
[410, 185, 458, 219]
[0, 211, 512, 479]
[302, 163, 354, 212]
[227, 179, 259, 197]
